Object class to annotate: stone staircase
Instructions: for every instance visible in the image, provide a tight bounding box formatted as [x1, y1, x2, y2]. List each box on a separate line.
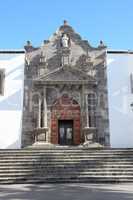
[0, 147, 133, 183]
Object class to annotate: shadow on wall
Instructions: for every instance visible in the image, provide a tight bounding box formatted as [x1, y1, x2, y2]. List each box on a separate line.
[0, 90, 22, 110]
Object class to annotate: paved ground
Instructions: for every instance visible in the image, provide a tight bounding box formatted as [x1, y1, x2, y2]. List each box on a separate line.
[0, 183, 133, 200]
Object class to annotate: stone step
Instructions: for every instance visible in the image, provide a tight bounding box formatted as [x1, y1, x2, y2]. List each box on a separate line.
[1, 175, 133, 180]
[0, 168, 133, 173]
[0, 148, 133, 183]
[0, 158, 133, 163]
[0, 158, 132, 162]
[0, 164, 132, 169]
[0, 149, 133, 153]
[0, 152, 121, 155]
[0, 164, 133, 170]
[0, 153, 133, 158]
[1, 171, 133, 177]
[0, 161, 133, 166]
[1, 177, 133, 184]
[1, 148, 133, 153]
[0, 154, 133, 158]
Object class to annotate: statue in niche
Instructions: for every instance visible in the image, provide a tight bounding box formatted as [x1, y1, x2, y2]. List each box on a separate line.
[61, 33, 70, 48]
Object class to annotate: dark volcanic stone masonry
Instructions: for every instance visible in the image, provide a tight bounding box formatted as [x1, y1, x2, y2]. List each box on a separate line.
[21, 21, 110, 148]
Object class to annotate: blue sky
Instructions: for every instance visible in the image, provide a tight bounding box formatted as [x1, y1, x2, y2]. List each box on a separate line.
[0, 0, 133, 50]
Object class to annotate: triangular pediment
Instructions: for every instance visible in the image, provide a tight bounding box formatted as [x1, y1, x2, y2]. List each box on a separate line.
[39, 66, 95, 82]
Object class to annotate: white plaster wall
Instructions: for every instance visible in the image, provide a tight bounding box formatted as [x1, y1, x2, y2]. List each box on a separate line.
[107, 52, 133, 147]
[0, 53, 24, 149]
[0, 51, 133, 149]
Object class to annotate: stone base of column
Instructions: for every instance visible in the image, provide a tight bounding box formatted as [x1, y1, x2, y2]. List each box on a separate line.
[34, 127, 48, 143]
[83, 127, 96, 142]
[83, 127, 103, 147]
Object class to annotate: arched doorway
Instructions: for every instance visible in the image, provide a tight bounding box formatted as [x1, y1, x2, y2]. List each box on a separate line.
[51, 94, 81, 145]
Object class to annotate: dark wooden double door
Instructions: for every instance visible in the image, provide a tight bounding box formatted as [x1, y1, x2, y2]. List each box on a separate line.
[58, 120, 73, 145]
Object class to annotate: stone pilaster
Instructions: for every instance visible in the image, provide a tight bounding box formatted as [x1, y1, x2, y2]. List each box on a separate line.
[43, 87, 47, 128]
[37, 97, 41, 129]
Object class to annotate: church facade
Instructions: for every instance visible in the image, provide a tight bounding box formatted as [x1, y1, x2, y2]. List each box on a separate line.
[21, 21, 110, 147]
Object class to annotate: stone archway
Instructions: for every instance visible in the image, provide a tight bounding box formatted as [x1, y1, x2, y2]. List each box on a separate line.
[51, 94, 81, 145]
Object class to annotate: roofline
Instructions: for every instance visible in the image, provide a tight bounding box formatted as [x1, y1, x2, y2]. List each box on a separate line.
[0, 49, 25, 54]
[0, 49, 133, 55]
[107, 50, 133, 54]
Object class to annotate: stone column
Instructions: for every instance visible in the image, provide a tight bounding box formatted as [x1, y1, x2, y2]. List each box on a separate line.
[81, 84, 85, 109]
[43, 87, 47, 128]
[37, 97, 41, 128]
[35, 88, 48, 144]
[85, 94, 89, 128]
[83, 93, 95, 145]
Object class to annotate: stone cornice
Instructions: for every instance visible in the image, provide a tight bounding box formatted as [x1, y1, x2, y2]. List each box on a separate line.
[33, 80, 97, 86]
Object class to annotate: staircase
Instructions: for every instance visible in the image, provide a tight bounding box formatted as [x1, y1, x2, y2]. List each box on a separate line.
[0, 147, 133, 183]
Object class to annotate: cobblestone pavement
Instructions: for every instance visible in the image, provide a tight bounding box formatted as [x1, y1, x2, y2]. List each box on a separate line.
[0, 183, 133, 200]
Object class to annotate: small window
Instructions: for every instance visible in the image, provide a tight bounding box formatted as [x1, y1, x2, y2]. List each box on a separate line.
[0, 69, 5, 95]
